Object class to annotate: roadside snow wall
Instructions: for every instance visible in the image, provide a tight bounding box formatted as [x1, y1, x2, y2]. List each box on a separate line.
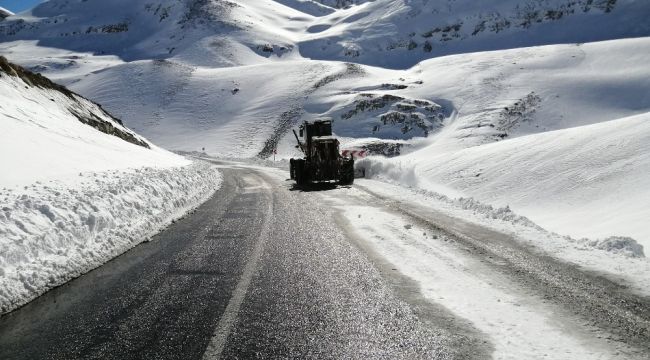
[0, 162, 221, 314]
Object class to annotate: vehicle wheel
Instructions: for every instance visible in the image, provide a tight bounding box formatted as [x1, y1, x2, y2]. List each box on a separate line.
[339, 159, 354, 185]
[295, 160, 309, 186]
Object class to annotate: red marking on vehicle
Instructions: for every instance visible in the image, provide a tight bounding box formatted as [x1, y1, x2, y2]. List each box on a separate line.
[341, 149, 367, 159]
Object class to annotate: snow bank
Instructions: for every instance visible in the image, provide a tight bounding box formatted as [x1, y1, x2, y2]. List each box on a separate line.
[0, 162, 221, 314]
[355, 146, 645, 258]
[350, 178, 650, 297]
[0, 57, 222, 314]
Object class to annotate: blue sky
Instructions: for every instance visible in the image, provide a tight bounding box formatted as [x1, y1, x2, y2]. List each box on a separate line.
[0, 0, 42, 13]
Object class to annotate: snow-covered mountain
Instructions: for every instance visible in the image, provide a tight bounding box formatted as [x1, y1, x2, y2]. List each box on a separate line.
[1, 0, 647, 68]
[0, 0, 647, 148]
[299, 0, 650, 68]
[1, 0, 649, 265]
[1, 0, 647, 152]
[0, 6, 13, 20]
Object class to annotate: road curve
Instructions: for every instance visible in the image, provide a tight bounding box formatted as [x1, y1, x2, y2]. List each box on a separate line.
[4, 161, 648, 359]
[0, 164, 488, 359]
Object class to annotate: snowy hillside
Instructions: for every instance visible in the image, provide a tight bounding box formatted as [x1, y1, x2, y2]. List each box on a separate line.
[299, 0, 650, 68]
[0, 0, 647, 154]
[0, 57, 220, 314]
[317, 37, 650, 252]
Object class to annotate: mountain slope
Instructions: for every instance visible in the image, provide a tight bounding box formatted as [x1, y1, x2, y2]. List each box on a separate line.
[0, 56, 149, 148]
[2, 0, 646, 155]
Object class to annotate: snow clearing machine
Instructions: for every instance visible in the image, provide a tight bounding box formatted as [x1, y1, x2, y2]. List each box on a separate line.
[290, 119, 354, 186]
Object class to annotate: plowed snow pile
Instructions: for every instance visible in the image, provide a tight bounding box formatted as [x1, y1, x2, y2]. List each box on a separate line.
[0, 59, 221, 314]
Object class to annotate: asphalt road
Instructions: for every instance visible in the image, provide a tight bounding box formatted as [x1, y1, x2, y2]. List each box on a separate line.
[2, 162, 649, 359]
[0, 164, 488, 359]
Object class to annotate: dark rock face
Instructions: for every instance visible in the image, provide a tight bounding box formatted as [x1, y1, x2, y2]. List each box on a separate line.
[0, 56, 150, 148]
[0, 8, 12, 20]
[340, 92, 446, 138]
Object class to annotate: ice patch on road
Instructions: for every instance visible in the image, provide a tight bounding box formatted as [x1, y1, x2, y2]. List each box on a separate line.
[0, 162, 222, 314]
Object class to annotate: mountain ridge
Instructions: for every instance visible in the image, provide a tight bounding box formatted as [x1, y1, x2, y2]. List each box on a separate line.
[1, 0, 648, 68]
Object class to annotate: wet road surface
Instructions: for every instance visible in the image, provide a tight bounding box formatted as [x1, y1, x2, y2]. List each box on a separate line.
[2, 162, 650, 359]
[0, 165, 488, 359]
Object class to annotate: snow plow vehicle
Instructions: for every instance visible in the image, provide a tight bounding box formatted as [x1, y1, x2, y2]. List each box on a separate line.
[290, 119, 354, 186]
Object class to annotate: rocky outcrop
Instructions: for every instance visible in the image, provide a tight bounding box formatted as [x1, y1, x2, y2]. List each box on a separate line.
[0, 56, 150, 148]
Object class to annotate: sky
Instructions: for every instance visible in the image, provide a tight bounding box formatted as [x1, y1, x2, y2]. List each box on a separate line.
[0, 0, 42, 13]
